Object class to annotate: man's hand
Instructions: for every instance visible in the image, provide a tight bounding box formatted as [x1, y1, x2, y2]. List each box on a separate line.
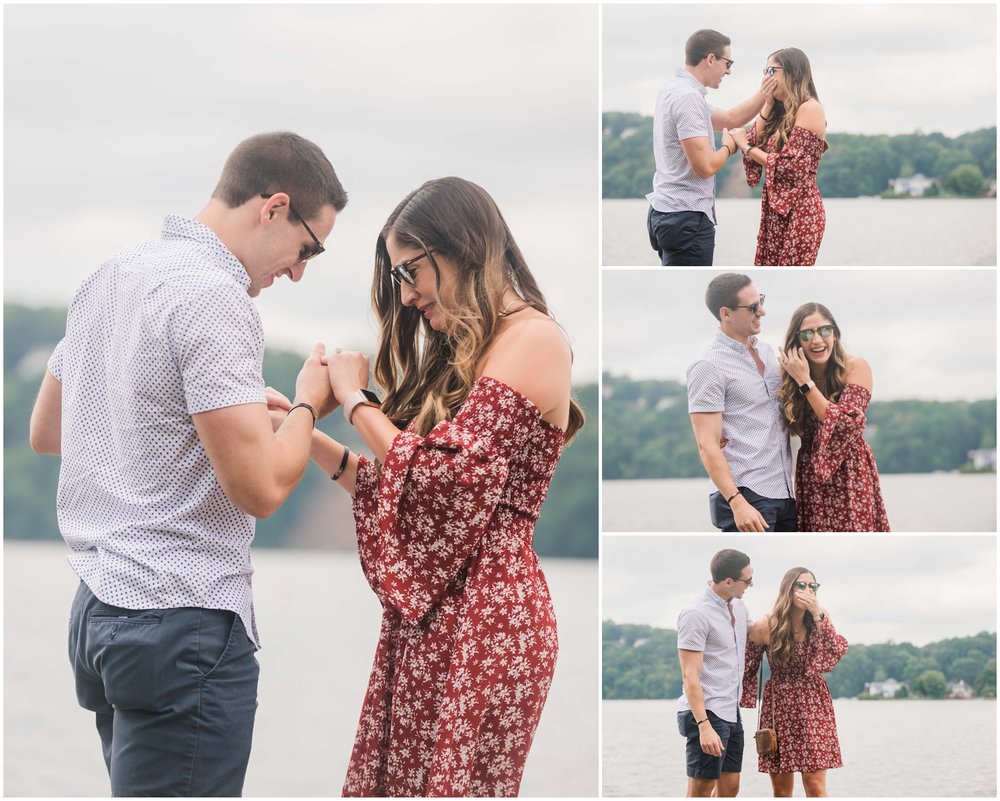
[729, 127, 749, 152]
[294, 343, 338, 419]
[732, 495, 769, 532]
[265, 386, 291, 433]
[699, 722, 724, 757]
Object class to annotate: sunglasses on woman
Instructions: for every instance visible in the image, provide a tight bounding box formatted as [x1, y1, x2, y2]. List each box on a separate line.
[797, 325, 835, 342]
[388, 250, 436, 287]
[793, 581, 821, 592]
[763, 66, 785, 77]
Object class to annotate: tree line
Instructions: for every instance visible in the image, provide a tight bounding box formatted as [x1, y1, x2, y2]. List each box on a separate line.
[602, 373, 996, 479]
[4, 304, 597, 558]
[603, 112, 997, 200]
[603, 621, 997, 700]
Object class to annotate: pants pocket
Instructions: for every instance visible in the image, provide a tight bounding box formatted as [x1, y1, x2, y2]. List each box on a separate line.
[88, 610, 165, 711]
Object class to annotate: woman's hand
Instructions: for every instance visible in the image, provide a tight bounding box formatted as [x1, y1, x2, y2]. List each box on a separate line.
[326, 350, 371, 405]
[795, 589, 824, 620]
[730, 127, 749, 151]
[778, 346, 811, 384]
[265, 386, 292, 433]
[759, 74, 778, 102]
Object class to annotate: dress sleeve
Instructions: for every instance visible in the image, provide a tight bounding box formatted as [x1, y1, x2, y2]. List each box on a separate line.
[805, 616, 848, 675]
[741, 638, 765, 708]
[809, 383, 871, 484]
[759, 126, 826, 216]
[351, 377, 543, 622]
[743, 125, 764, 188]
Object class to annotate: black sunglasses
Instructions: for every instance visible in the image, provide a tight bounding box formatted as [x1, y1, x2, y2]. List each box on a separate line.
[793, 580, 821, 592]
[763, 66, 785, 77]
[260, 194, 325, 262]
[731, 575, 753, 586]
[717, 55, 734, 69]
[388, 251, 435, 288]
[729, 294, 765, 315]
[797, 325, 835, 342]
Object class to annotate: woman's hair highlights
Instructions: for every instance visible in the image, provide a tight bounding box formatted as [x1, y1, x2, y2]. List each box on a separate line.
[768, 567, 817, 667]
[371, 177, 584, 440]
[779, 302, 847, 437]
[761, 48, 819, 152]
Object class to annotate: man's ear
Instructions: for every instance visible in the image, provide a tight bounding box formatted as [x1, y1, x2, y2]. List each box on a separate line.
[259, 192, 291, 223]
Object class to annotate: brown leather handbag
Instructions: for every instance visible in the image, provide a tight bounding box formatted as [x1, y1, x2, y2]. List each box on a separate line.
[753, 660, 778, 755]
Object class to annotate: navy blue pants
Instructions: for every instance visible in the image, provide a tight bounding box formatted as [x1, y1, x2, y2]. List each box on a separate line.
[69, 581, 259, 796]
[647, 207, 716, 266]
[711, 486, 797, 532]
[678, 709, 744, 779]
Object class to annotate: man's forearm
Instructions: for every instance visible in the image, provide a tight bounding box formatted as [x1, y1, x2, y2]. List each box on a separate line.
[716, 92, 766, 130]
[696, 443, 740, 500]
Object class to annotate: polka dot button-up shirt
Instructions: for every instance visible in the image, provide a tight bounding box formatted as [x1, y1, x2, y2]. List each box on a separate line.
[49, 215, 266, 647]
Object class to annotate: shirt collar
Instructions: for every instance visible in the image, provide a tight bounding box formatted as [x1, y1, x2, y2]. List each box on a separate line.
[161, 215, 252, 294]
[675, 66, 709, 97]
[714, 328, 759, 351]
[704, 586, 730, 610]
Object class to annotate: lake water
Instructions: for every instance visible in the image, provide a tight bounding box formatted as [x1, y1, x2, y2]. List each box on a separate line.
[602, 698, 996, 796]
[3, 541, 598, 797]
[603, 198, 998, 266]
[602, 472, 997, 532]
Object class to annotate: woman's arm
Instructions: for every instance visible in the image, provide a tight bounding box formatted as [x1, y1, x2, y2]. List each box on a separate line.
[325, 351, 401, 465]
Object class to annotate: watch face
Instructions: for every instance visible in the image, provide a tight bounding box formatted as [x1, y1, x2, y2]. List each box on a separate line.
[360, 389, 380, 405]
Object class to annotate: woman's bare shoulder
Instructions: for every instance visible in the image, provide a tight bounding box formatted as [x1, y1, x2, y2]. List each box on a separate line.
[794, 100, 826, 137]
[844, 355, 873, 390]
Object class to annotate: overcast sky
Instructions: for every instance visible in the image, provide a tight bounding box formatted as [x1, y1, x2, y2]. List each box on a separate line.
[3, 4, 599, 382]
[602, 535, 996, 647]
[603, 269, 997, 402]
[603, 4, 997, 137]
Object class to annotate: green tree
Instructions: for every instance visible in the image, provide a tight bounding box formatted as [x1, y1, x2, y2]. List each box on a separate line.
[974, 659, 996, 698]
[911, 670, 948, 698]
[944, 164, 985, 196]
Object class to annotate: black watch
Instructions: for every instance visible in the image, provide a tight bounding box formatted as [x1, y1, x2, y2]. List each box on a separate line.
[798, 380, 815, 396]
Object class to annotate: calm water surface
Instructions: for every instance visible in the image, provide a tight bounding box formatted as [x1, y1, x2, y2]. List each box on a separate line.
[603, 698, 996, 797]
[4, 542, 598, 797]
[603, 473, 997, 532]
[603, 198, 998, 266]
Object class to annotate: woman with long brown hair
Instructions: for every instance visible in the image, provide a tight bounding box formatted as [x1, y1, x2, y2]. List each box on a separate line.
[779, 302, 889, 532]
[741, 567, 848, 797]
[728, 48, 828, 265]
[302, 176, 583, 796]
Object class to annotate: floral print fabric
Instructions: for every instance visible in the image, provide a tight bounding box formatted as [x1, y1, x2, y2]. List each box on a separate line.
[344, 376, 565, 797]
[741, 618, 849, 774]
[744, 125, 828, 266]
[796, 383, 890, 532]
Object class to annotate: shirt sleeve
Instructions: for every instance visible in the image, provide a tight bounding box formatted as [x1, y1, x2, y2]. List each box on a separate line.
[172, 282, 266, 414]
[672, 91, 712, 141]
[47, 338, 65, 382]
[759, 126, 825, 217]
[805, 616, 848, 675]
[809, 383, 871, 484]
[687, 359, 725, 413]
[677, 607, 710, 652]
[743, 125, 764, 188]
[741, 639, 765, 708]
[351, 377, 543, 623]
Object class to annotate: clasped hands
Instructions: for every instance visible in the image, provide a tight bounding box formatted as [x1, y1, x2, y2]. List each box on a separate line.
[265, 344, 371, 430]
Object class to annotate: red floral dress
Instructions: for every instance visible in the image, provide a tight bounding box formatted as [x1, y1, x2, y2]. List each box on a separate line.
[796, 383, 890, 532]
[740, 618, 848, 774]
[744, 125, 828, 266]
[343, 376, 565, 797]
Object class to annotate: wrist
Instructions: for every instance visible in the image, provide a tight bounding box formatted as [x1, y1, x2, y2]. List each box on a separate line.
[343, 388, 382, 425]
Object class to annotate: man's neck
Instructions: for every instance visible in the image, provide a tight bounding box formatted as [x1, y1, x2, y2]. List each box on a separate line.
[709, 583, 733, 603]
[686, 64, 711, 88]
[719, 325, 753, 347]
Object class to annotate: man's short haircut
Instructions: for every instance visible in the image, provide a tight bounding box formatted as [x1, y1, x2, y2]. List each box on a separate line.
[705, 272, 752, 320]
[685, 29, 731, 67]
[710, 549, 751, 583]
[211, 131, 348, 220]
